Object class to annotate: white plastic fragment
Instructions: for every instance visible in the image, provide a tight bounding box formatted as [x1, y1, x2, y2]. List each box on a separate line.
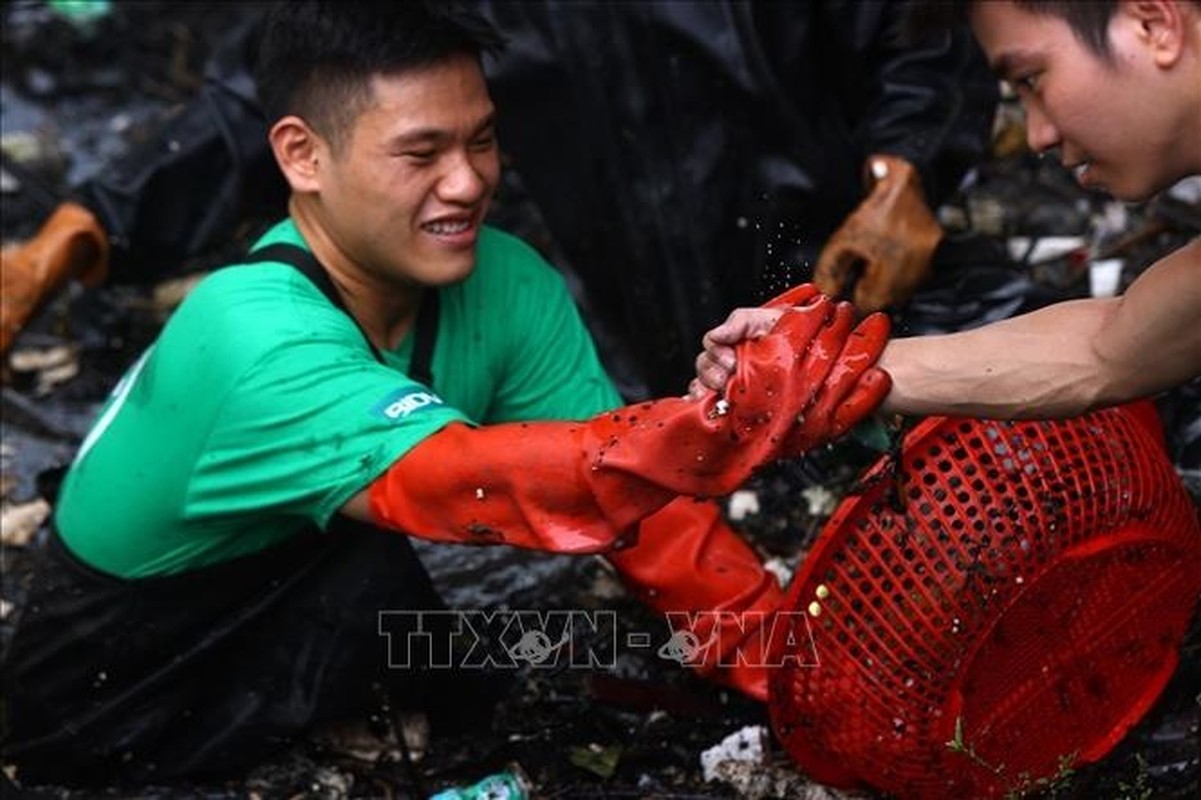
[1, 498, 50, 546]
[701, 725, 768, 783]
[1005, 235, 1086, 264]
[763, 557, 792, 588]
[801, 485, 838, 517]
[727, 489, 760, 521]
[1089, 258, 1124, 297]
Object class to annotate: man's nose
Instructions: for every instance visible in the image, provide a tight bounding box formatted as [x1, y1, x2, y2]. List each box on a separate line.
[1023, 103, 1060, 154]
[438, 150, 491, 202]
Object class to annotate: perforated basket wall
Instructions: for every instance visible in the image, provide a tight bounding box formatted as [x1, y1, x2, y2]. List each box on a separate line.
[768, 401, 1201, 799]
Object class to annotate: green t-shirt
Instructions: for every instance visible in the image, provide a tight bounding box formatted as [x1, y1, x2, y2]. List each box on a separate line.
[55, 220, 622, 578]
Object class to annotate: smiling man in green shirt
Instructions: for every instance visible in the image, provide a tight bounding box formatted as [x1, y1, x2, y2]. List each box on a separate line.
[2, 0, 890, 785]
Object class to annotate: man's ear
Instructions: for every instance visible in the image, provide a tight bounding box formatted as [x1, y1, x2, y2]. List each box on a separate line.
[269, 115, 325, 193]
[1123, 0, 1188, 67]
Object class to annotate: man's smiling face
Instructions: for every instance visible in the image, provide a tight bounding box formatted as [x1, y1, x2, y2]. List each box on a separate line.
[313, 52, 500, 289]
[971, 1, 1199, 201]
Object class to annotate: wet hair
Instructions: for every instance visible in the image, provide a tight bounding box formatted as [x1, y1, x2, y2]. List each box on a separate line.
[254, 1, 505, 152]
[905, 1, 1200, 59]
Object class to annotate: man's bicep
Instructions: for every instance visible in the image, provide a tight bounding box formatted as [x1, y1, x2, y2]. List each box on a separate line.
[1097, 240, 1201, 399]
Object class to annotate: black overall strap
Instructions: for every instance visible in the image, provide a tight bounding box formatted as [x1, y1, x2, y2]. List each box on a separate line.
[241, 243, 438, 385]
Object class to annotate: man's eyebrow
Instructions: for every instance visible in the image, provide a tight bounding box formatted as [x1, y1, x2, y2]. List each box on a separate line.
[390, 128, 446, 147]
[990, 51, 1032, 80]
[389, 113, 497, 148]
[470, 112, 497, 136]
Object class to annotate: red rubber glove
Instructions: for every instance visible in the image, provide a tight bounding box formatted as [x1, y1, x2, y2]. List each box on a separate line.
[367, 294, 879, 552]
[733, 283, 893, 457]
[813, 154, 942, 314]
[1, 203, 109, 354]
[782, 307, 892, 457]
[606, 497, 784, 701]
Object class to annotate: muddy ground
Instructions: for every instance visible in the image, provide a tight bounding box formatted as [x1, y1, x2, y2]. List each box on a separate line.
[2, 3, 1200, 799]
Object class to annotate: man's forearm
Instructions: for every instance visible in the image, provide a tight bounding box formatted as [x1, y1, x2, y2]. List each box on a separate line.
[880, 241, 1201, 421]
[879, 298, 1126, 419]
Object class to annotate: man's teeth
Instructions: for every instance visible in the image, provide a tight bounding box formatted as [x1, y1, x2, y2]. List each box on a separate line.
[1073, 163, 1090, 179]
[425, 220, 470, 235]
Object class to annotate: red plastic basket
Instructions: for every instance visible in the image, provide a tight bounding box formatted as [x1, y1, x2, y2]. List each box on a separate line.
[768, 401, 1201, 798]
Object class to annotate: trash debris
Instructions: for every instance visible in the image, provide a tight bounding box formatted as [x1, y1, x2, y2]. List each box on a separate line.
[307, 765, 353, 800]
[398, 709, 431, 762]
[727, 489, 761, 521]
[309, 716, 405, 764]
[1089, 258, 1125, 298]
[47, 0, 112, 28]
[7, 343, 80, 395]
[763, 557, 793, 588]
[800, 485, 838, 517]
[429, 765, 531, 800]
[1166, 175, 1201, 204]
[701, 725, 858, 799]
[700, 725, 768, 782]
[0, 498, 50, 546]
[150, 272, 207, 319]
[569, 742, 622, 778]
[1006, 235, 1088, 265]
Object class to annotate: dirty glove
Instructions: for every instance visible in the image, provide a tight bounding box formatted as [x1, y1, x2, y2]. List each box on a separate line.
[1, 202, 109, 354]
[606, 497, 785, 701]
[781, 305, 891, 458]
[699, 282, 893, 456]
[813, 154, 942, 315]
[369, 294, 868, 552]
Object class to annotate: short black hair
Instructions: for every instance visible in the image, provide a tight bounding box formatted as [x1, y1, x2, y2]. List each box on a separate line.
[904, 1, 1120, 58]
[254, 0, 505, 151]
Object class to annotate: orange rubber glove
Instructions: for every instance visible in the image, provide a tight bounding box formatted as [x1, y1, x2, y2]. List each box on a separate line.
[606, 497, 784, 701]
[1, 203, 109, 354]
[368, 293, 887, 552]
[813, 154, 942, 315]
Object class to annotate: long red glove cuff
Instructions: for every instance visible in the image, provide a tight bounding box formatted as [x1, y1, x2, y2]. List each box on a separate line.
[606, 497, 784, 701]
[367, 420, 674, 553]
[368, 295, 863, 553]
[370, 429, 786, 701]
[365, 381, 794, 554]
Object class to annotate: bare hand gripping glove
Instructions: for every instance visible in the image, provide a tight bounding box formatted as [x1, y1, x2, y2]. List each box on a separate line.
[1, 203, 109, 353]
[813, 154, 942, 314]
[367, 294, 885, 552]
